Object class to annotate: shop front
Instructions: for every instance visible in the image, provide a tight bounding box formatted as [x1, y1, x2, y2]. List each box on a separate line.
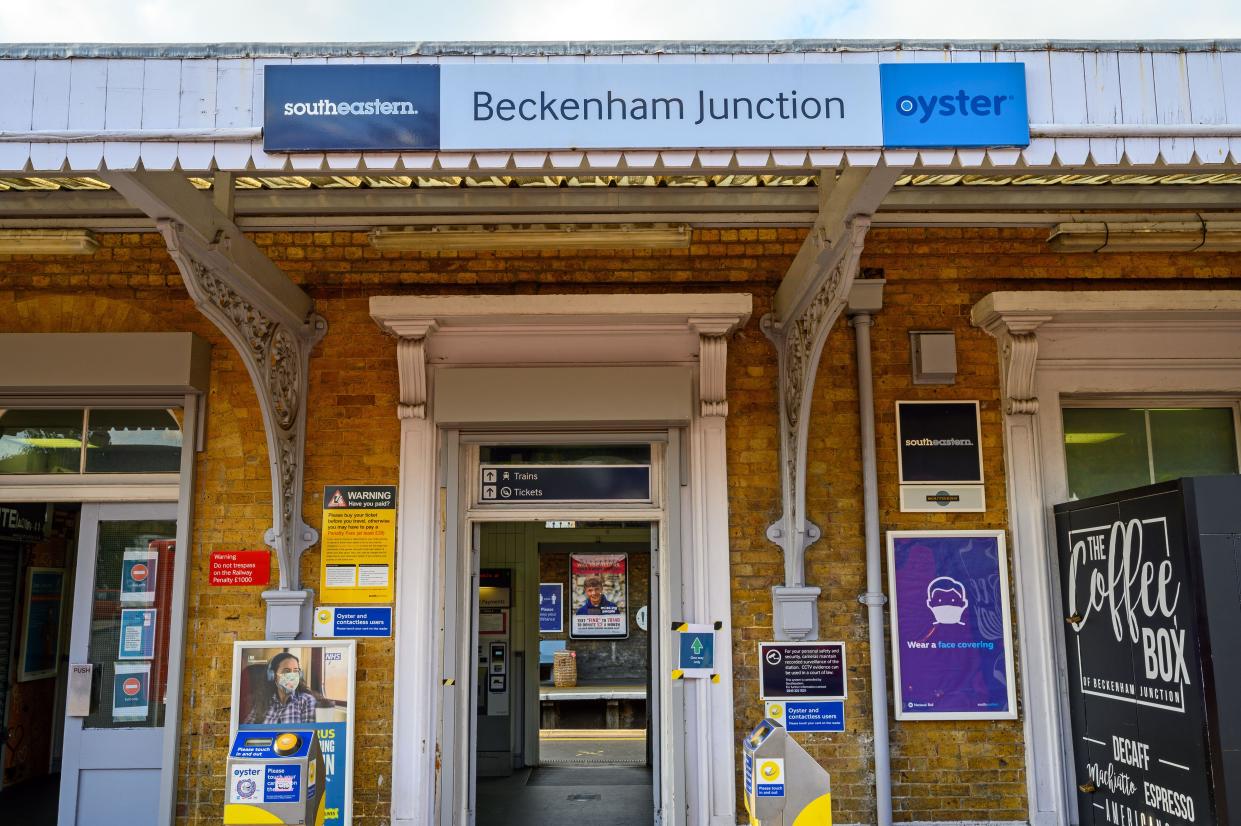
[0, 39, 1238, 826]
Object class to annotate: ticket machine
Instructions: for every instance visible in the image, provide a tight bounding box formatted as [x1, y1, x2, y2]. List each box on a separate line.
[742, 718, 832, 826]
[224, 729, 326, 825]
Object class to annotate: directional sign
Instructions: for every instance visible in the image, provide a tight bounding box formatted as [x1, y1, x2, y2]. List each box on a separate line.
[759, 641, 846, 700]
[538, 583, 563, 634]
[764, 700, 845, 733]
[479, 465, 650, 503]
[675, 623, 715, 679]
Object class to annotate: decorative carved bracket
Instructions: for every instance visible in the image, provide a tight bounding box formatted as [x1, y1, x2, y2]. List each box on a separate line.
[975, 312, 1052, 416]
[690, 317, 736, 419]
[762, 216, 871, 638]
[391, 321, 438, 420]
[158, 220, 326, 595]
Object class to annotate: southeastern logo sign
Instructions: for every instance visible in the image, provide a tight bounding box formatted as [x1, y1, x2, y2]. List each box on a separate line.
[264, 63, 1029, 153]
[879, 63, 1029, 148]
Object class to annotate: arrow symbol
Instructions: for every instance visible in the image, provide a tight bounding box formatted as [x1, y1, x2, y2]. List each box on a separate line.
[690, 637, 704, 655]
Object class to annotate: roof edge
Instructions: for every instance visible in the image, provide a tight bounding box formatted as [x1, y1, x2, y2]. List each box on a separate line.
[1, 39, 1240, 60]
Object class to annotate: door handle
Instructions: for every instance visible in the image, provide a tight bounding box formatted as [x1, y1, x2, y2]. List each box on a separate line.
[1078, 782, 1097, 794]
[1066, 614, 1083, 624]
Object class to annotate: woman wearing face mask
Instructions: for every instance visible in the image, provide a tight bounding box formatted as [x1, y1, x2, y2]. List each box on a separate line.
[244, 651, 318, 724]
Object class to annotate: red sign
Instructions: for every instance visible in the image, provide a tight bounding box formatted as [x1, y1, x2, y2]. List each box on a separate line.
[122, 677, 142, 696]
[130, 563, 149, 583]
[209, 550, 271, 587]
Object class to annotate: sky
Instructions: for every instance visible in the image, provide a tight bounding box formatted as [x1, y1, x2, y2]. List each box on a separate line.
[0, 0, 1239, 44]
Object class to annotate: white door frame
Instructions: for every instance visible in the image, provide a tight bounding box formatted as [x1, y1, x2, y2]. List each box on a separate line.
[376, 293, 749, 826]
[973, 290, 1241, 826]
[452, 433, 674, 825]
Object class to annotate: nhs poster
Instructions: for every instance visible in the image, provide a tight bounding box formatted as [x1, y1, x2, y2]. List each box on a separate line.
[887, 530, 1017, 720]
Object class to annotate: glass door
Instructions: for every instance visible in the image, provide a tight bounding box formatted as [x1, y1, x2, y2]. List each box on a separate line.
[59, 503, 177, 826]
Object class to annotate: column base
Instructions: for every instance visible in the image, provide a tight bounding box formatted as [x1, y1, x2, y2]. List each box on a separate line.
[772, 585, 821, 641]
[262, 588, 315, 640]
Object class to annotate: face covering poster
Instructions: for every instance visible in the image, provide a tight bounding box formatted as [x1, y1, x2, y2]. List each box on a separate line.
[886, 531, 1017, 720]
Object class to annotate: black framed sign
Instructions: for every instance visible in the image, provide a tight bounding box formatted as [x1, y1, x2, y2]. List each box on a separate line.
[1055, 476, 1241, 826]
[896, 401, 985, 512]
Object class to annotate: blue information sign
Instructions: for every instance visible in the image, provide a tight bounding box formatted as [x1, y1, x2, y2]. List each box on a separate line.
[879, 63, 1029, 149]
[538, 583, 563, 634]
[117, 608, 157, 659]
[765, 700, 845, 733]
[679, 630, 714, 671]
[264, 65, 441, 152]
[314, 606, 392, 638]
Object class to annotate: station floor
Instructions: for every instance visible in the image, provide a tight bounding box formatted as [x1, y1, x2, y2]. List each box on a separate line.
[476, 765, 653, 826]
[0, 772, 58, 825]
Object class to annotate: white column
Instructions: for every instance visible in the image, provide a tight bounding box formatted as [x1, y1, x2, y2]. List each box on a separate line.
[389, 332, 442, 826]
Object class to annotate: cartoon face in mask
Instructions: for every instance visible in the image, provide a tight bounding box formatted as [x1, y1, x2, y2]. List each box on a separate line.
[926, 576, 968, 625]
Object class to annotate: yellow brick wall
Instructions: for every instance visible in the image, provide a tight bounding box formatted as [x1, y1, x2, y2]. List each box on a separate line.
[2, 227, 1238, 824]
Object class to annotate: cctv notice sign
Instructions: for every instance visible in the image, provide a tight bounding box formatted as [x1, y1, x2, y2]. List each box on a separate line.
[320, 485, 397, 604]
[264, 63, 1029, 152]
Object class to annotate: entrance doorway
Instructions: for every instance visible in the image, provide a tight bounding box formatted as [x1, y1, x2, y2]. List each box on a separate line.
[473, 521, 656, 826]
[0, 503, 76, 826]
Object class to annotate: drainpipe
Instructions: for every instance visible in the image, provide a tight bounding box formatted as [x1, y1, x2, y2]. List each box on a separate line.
[848, 279, 893, 826]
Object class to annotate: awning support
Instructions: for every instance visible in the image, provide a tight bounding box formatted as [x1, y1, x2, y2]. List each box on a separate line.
[761, 165, 900, 640]
[103, 171, 326, 639]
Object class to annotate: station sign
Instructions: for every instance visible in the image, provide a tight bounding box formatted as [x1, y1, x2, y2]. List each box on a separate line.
[758, 641, 846, 701]
[209, 550, 271, 587]
[320, 484, 397, 604]
[763, 699, 845, 733]
[538, 583, 563, 634]
[674, 623, 716, 679]
[314, 606, 393, 638]
[896, 400, 985, 512]
[479, 464, 650, 503]
[265, 63, 1029, 153]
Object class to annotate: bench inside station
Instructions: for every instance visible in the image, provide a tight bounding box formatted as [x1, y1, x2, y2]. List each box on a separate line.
[539, 641, 647, 729]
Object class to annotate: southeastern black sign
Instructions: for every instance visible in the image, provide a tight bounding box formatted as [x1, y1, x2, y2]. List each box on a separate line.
[896, 401, 983, 484]
[758, 642, 846, 700]
[1055, 477, 1241, 826]
[264, 65, 441, 152]
[479, 465, 650, 503]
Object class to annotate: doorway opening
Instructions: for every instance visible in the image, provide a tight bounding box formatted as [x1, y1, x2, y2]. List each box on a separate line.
[474, 520, 656, 826]
[0, 503, 77, 826]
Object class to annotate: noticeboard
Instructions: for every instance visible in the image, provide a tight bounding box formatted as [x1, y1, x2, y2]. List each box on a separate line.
[320, 485, 396, 604]
[758, 642, 846, 701]
[887, 530, 1016, 720]
[231, 640, 356, 826]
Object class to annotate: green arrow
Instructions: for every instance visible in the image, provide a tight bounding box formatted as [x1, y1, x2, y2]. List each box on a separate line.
[690, 637, 704, 655]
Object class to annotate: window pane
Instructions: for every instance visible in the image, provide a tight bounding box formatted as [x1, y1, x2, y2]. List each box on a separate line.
[83, 520, 176, 729]
[1062, 408, 1150, 500]
[0, 409, 83, 474]
[480, 444, 651, 465]
[85, 409, 182, 473]
[1150, 408, 1239, 481]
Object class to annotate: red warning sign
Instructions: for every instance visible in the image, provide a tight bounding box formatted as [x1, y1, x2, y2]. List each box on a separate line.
[208, 550, 271, 587]
[122, 677, 142, 696]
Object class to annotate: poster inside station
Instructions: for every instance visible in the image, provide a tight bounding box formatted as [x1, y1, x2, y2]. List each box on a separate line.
[570, 553, 627, 638]
[319, 485, 396, 604]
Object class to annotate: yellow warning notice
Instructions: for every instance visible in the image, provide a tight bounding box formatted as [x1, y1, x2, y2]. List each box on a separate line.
[319, 485, 397, 603]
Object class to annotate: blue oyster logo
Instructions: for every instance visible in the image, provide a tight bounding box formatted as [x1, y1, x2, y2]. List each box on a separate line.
[879, 63, 1029, 149]
[894, 91, 1013, 124]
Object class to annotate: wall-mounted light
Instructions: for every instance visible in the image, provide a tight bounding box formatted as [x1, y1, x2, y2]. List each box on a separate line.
[1047, 221, 1241, 252]
[369, 223, 691, 251]
[0, 229, 98, 255]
